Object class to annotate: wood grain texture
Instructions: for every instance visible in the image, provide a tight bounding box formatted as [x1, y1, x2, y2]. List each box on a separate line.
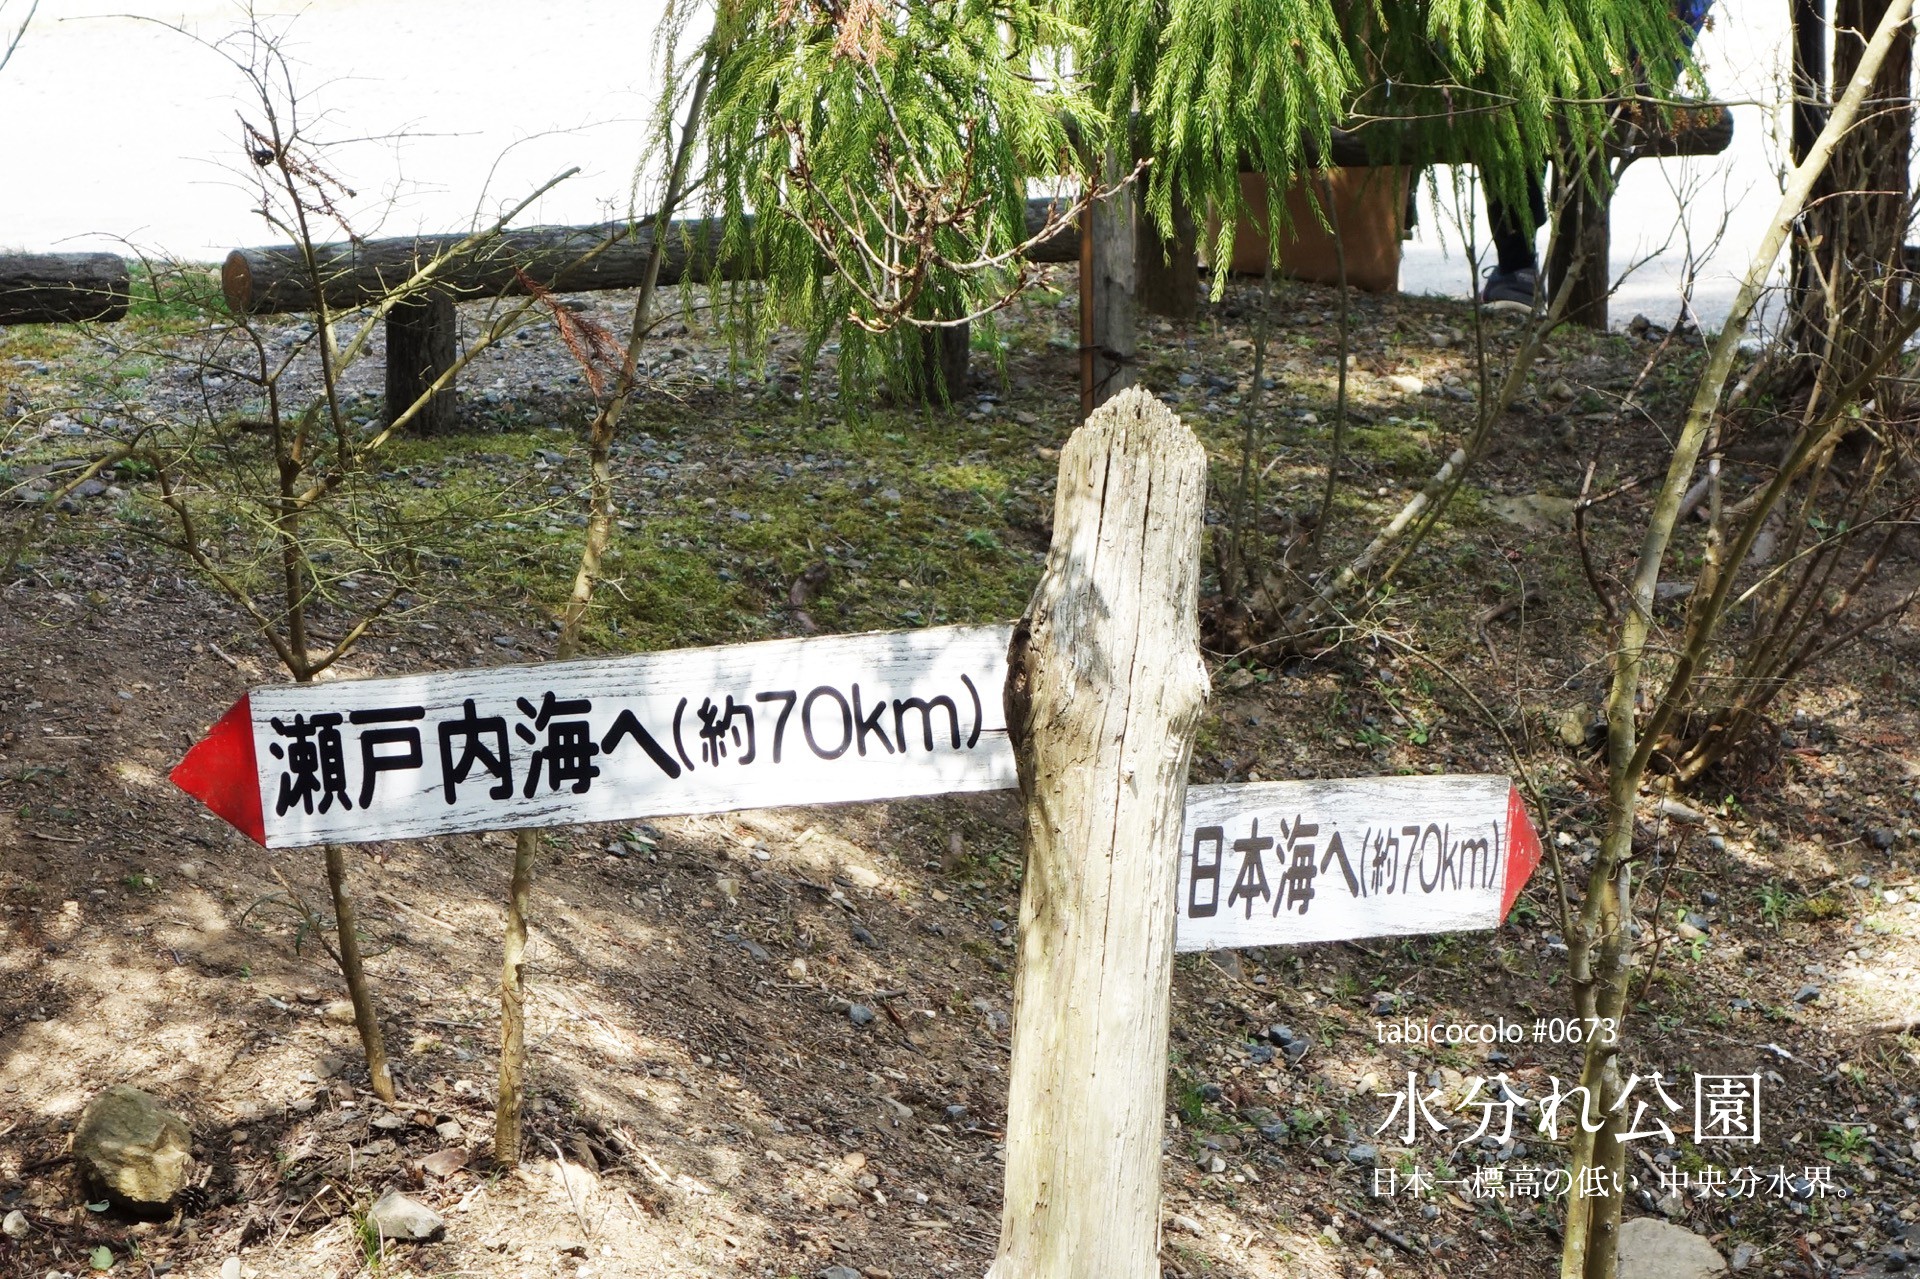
[990, 388, 1209, 1279]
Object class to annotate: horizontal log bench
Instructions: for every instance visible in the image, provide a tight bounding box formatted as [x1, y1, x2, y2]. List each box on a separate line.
[220, 200, 1079, 429]
[0, 253, 131, 326]
[216, 101, 1733, 427]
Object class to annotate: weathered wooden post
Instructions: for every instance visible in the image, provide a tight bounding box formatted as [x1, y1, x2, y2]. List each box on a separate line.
[385, 288, 458, 434]
[990, 387, 1209, 1279]
[1134, 197, 1199, 321]
[1080, 150, 1139, 414]
[1548, 152, 1613, 331]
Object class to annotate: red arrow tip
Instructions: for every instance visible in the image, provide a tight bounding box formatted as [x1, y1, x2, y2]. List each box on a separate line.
[1502, 784, 1541, 921]
[170, 695, 266, 845]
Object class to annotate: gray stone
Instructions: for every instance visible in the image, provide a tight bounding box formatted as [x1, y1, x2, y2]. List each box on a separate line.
[1345, 1144, 1378, 1165]
[1795, 984, 1823, 1004]
[820, 1268, 862, 1279]
[847, 1004, 875, 1027]
[1, 1210, 25, 1239]
[1618, 1217, 1728, 1279]
[1730, 1241, 1758, 1272]
[73, 1085, 192, 1212]
[368, 1189, 446, 1243]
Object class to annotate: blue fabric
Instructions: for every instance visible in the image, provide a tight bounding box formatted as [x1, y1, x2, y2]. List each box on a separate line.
[1676, 0, 1713, 39]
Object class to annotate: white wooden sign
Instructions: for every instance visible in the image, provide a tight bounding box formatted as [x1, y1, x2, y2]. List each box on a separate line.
[172, 624, 1017, 848]
[173, 623, 1543, 940]
[1173, 775, 1541, 952]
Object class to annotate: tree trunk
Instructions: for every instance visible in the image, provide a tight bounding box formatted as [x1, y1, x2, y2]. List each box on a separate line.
[989, 387, 1210, 1279]
[1135, 195, 1198, 321]
[0, 253, 130, 325]
[1806, 0, 1913, 401]
[1082, 150, 1138, 413]
[495, 826, 538, 1165]
[324, 842, 395, 1103]
[916, 322, 972, 402]
[385, 290, 458, 435]
[1549, 151, 1612, 331]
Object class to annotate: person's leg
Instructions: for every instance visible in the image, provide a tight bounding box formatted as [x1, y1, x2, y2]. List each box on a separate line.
[1482, 169, 1547, 310]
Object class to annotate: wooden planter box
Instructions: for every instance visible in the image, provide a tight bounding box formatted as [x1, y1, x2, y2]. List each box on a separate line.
[1212, 167, 1411, 293]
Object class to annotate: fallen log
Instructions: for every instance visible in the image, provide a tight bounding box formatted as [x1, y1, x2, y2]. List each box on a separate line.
[222, 200, 1079, 316]
[1316, 101, 1735, 167]
[0, 253, 130, 326]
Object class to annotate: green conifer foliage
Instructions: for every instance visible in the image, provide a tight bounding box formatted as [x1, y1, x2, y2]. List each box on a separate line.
[706, 0, 1099, 398]
[704, 0, 1694, 388]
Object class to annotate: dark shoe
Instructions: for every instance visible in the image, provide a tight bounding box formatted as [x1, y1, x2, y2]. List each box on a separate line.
[1481, 267, 1538, 314]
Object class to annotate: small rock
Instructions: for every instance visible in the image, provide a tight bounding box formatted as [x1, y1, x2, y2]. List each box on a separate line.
[420, 1148, 469, 1178]
[1386, 374, 1425, 396]
[1683, 912, 1712, 933]
[220, 1259, 242, 1279]
[1853, 875, 1874, 889]
[1617, 1217, 1727, 1278]
[367, 1189, 445, 1243]
[1267, 1024, 1296, 1046]
[1167, 1213, 1205, 1236]
[850, 923, 880, 949]
[1547, 378, 1576, 400]
[1346, 1144, 1378, 1165]
[821, 1268, 862, 1279]
[549, 1157, 599, 1201]
[1794, 984, 1822, 1004]
[787, 957, 809, 980]
[1656, 798, 1708, 824]
[848, 1004, 876, 1027]
[322, 1000, 357, 1025]
[2, 1210, 26, 1239]
[1730, 1241, 1758, 1271]
[1871, 828, 1898, 850]
[73, 1085, 193, 1213]
[434, 1120, 463, 1143]
[1558, 708, 1591, 749]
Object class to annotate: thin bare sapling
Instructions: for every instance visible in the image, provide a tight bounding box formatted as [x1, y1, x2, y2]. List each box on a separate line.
[1556, 8, 1912, 1275]
[494, 30, 716, 1168]
[124, 17, 587, 1104]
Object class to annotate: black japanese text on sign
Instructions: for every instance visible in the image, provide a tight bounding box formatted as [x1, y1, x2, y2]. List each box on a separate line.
[1174, 775, 1541, 951]
[172, 625, 1016, 848]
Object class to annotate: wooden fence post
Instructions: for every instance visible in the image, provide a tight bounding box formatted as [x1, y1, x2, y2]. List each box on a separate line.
[1080, 149, 1139, 414]
[386, 289, 458, 434]
[1135, 195, 1199, 321]
[1548, 152, 1612, 331]
[989, 387, 1210, 1279]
